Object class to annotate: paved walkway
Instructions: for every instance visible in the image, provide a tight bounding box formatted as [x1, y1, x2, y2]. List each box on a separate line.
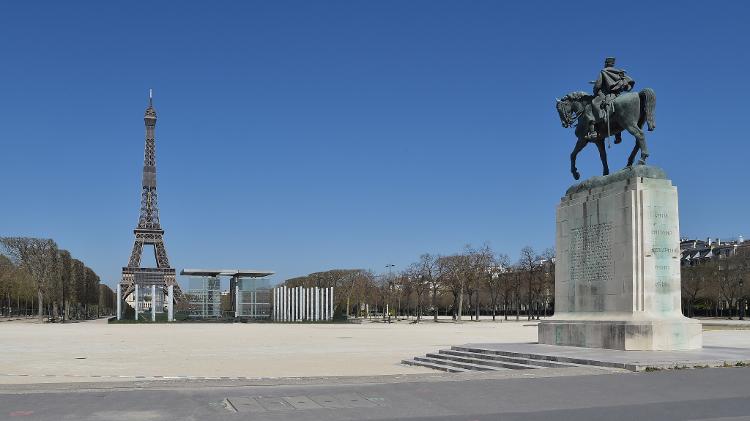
[2, 366, 749, 420]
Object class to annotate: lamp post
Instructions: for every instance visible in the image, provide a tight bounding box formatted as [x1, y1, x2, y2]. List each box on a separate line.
[385, 264, 395, 320]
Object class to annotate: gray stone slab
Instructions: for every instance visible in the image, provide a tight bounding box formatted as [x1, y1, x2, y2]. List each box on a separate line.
[461, 342, 750, 371]
[308, 393, 378, 409]
[225, 396, 267, 413]
[255, 396, 294, 411]
[335, 393, 379, 408]
[308, 394, 347, 409]
[282, 395, 324, 410]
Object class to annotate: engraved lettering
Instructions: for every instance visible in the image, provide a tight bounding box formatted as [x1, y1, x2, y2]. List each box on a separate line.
[569, 222, 613, 285]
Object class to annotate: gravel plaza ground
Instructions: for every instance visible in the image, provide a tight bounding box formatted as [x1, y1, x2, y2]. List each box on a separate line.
[1, 317, 749, 385]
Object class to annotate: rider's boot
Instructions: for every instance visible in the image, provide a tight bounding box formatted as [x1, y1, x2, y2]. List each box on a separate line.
[614, 133, 622, 144]
[585, 122, 598, 140]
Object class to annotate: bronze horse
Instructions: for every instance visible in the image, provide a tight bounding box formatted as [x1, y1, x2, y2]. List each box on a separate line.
[556, 89, 656, 180]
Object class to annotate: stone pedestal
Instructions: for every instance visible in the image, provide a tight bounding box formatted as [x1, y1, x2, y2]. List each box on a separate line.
[538, 166, 702, 350]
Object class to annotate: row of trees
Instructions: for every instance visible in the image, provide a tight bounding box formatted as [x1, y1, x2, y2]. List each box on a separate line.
[283, 244, 555, 322]
[682, 253, 750, 318]
[0, 237, 116, 321]
[285, 245, 750, 322]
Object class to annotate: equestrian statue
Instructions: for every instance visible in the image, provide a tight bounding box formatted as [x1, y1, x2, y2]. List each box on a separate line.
[556, 57, 656, 180]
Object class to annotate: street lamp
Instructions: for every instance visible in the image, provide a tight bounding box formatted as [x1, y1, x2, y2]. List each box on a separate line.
[385, 264, 395, 320]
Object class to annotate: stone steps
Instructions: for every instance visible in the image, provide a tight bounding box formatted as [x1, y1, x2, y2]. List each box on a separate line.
[401, 358, 467, 373]
[426, 352, 538, 370]
[451, 345, 621, 368]
[403, 346, 582, 373]
[438, 349, 577, 369]
[413, 355, 501, 371]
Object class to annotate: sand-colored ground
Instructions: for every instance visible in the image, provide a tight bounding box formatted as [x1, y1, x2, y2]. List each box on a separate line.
[0, 318, 540, 384]
[2, 318, 749, 385]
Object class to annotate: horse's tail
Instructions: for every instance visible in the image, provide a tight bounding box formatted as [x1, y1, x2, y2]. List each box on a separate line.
[638, 88, 656, 131]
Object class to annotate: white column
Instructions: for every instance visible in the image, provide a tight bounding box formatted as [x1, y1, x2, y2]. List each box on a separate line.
[167, 285, 174, 322]
[151, 285, 156, 321]
[323, 288, 328, 320]
[283, 286, 288, 322]
[273, 288, 277, 321]
[315, 287, 320, 321]
[134, 284, 139, 321]
[235, 283, 240, 318]
[116, 283, 122, 320]
[294, 287, 299, 321]
[329, 287, 334, 320]
[306, 288, 310, 320]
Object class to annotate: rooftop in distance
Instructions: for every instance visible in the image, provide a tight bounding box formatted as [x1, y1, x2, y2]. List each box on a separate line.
[180, 269, 274, 278]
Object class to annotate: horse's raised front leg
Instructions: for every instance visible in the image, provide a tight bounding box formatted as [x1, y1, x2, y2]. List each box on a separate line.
[570, 138, 587, 180]
[595, 139, 609, 176]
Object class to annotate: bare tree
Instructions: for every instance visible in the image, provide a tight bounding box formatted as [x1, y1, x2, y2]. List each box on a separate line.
[485, 253, 510, 321]
[0, 255, 15, 316]
[57, 250, 73, 322]
[510, 266, 522, 320]
[413, 254, 437, 322]
[518, 246, 540, 320]
[681, 264, 707, 318]
[467, 244, 494, 321]
[539, 248, 555, 317]
[717, 256, 744, 319]
[438, 254, 469, 321]
[337, 270, 359, 318]
[1, 237, 59, 321]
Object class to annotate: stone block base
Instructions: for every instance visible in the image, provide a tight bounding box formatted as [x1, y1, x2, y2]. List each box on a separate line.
[538, 319, 702, 351]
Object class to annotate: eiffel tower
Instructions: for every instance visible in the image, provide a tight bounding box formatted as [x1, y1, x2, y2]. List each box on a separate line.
[121, 91, 179, 304]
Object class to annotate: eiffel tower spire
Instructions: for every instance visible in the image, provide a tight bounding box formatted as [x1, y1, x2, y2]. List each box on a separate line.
[121, 91, 178, 301]
[138, 88, 162, 232]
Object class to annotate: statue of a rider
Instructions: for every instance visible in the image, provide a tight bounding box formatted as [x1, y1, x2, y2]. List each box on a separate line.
[585, 57, 636, 140]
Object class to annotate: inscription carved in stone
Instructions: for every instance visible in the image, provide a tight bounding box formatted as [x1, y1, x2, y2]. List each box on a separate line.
[649, 205, 677, 309]
[569, 222, 613, 285]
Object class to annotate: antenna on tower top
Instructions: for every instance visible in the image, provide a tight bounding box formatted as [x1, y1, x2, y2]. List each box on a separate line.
[149, 88, 153, 105]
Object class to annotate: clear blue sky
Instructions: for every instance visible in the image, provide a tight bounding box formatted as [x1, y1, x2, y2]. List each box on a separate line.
[1, 1, 747, 287]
